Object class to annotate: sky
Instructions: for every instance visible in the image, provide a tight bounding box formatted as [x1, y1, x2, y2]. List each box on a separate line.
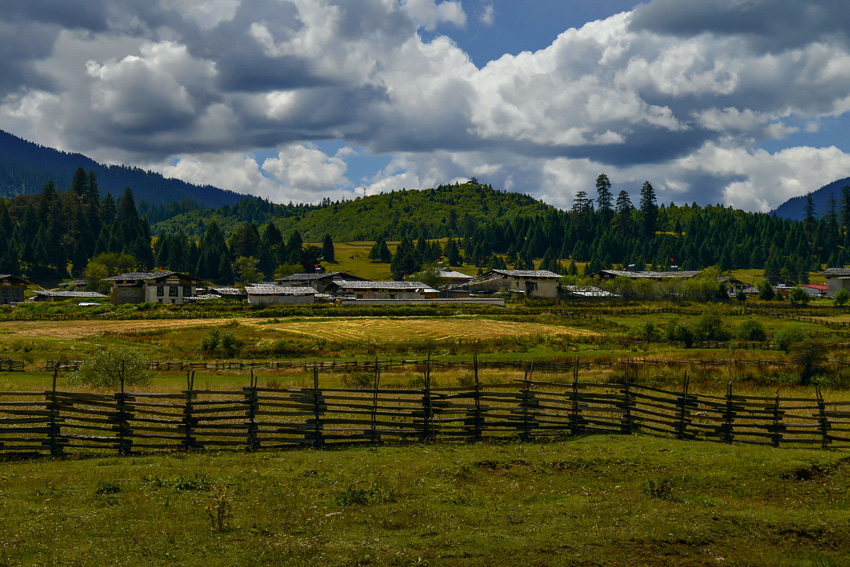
[2, 0, 850, 213]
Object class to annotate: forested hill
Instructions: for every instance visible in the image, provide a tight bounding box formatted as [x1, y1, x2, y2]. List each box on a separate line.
[152, 182, 554, 241]
[772, 177, 850, 221]
[0, 130, 244, 208]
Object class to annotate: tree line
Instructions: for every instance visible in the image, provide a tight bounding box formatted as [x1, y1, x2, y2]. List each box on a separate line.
[1, 169, 847, 286]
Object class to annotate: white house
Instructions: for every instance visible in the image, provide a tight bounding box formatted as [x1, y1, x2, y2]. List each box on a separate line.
[245, 284, 317, 306]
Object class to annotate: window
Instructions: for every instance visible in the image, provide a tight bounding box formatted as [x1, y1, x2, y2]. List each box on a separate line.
[156, 286, 164, 297]
[183, 286, 192, 297]
[169, 286, 178, 297]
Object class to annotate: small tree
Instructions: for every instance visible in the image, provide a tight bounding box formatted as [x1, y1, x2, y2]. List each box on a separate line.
[834, 288, 850, 307]
[790, 339, 828, 385]
[735, 319, 767, 342]
[788, 287, 811, 306]
[70, 346, 152, 390]
[757, 279, 775, 301]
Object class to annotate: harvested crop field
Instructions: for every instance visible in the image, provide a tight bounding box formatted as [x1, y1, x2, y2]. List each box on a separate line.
[261, 317, 595, 342]
[0, 317, 593, 342]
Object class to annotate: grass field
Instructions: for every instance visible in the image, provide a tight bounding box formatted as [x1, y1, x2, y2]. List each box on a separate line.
[1, 436, 848, 566]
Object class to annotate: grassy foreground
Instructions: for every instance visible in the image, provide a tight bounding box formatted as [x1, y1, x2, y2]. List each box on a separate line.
[1, 436, 848, 566]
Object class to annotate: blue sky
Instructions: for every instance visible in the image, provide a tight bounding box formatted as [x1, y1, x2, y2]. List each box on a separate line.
[2, 0, 850, 213]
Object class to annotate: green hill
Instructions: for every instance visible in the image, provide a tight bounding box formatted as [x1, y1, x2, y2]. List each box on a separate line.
[152, 182, 553, 241]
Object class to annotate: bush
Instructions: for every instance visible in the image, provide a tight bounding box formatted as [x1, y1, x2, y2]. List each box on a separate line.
[665, 317, 694, 348]
[788, 287, 811, 306]
[202, 329, 220, 351]
[773, 328, 804, 353]
[758, 280, 775, 301]
[790, 339, 828, 385]
[735, 319, 767, 342]
[693, 306, 730, 342]
[834, 288, 850, 307]
[220, 331, 238, 354]
[70, 346, 152, 390]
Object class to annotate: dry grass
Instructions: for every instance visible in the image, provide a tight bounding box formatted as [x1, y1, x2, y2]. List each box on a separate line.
[262, 317, 596, 343]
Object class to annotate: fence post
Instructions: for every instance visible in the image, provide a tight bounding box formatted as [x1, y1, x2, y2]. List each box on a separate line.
[473, 353, 482, 442]
[421, 352, 434, 442]
[371, 357, 380, 444]
[771, 390, 781, 448]
[47, 362, 62, 456]
[723, 381, 734, 444]
[115, 360, 132, 455]
[569, 358, 581, 436]
[311, 366, 323, 447]
[817, 384, 829, 449]
[622, 381, 633, 435]
[183, 370, 196, 451]
[245, 370, 259, 451]
[676, 373, 690, 440]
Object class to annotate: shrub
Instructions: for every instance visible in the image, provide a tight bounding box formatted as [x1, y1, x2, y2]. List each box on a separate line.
[69, 346, 152, 390]
[834, 288, 850, 307]
[693, 306, 730, 341]
[790, 339, 828, 385]
[735, 319, 767, 342]
[773, 328, 804, 353]
[202, 329, 220, 351]
[758, 280, 775, 301]
[220, 331, 238, 353]
[788, 287, 811, 306]
[665, 317, 695, 348]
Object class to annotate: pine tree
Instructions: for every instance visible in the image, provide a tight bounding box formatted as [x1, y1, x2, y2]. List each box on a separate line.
[595, 174, 613, 218]
[322, 234, 335, 263]
[640, 181, 658, 237]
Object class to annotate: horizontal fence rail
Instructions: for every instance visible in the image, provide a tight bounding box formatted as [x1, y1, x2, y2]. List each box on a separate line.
[2, 365, 848, 456]
[43, 356, 850, 374]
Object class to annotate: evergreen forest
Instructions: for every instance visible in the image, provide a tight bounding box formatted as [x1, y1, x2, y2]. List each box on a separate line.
[2, 169, 849, 287]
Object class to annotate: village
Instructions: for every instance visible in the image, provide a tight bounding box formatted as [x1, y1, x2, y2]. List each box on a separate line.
[3, 266, 849, 308]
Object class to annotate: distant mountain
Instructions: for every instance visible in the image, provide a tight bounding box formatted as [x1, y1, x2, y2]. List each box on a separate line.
[0, 129, 244, 208]
[772, 177, 850, 220]
[152, 182, 554, 241]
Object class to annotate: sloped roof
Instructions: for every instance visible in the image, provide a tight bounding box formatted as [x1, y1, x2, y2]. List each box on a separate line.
[491, 269, 562, 279]
[0, 274, 31, 285]
[599, 269, 701, 279]
[822, 268, 850, 278]
[245, 284, 318, 296]
[34, 290, 107, 299]
[103, 271, 200, 282]
[331, 280, 436, 292]
[438, 270, 473, 280]
[561, 285, 618, 298]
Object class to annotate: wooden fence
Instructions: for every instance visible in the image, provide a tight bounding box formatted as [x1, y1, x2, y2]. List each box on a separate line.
[43, 356, 850, 374]
[3, 363, 849, 456]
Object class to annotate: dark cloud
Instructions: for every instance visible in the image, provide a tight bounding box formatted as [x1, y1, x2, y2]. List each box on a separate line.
[630, 0, 850, 51]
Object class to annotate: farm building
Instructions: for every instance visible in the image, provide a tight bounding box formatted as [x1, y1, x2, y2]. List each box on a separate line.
[275, 271, 364, 293]
[245, 284, 317, 306]
[437, 269, 473, 285]
[822, 268, 850, 298]
[802, 284, 827, 297]
[596, 269, 701, 281]
[462, 269, 562, 299]
[31, 290, 107, 302]
[325, 280, 437, 301]
[103, 271, 200, 305]
[0, 274, 29, 304]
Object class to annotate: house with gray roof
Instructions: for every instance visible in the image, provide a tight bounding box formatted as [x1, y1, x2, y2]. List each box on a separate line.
[325, 280, 437, 301]
[596, 269, 701, 281]
[32, 290, 107, 302]
[822, 268, 850, 298]
[103, 271, 200, 305]
[0, 274, 30, 304]
[275, 271, 364, 293]
[463, 269, 562, 299]
[245, 284, 318, 306]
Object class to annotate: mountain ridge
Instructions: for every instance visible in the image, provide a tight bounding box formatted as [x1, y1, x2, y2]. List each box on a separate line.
[0, 129, 245, 209]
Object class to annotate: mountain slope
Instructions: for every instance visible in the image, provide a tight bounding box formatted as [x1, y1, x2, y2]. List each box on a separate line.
[772, 176, 850, 220]
[152, 183, 554, 241]
[0, 130, 244, 208]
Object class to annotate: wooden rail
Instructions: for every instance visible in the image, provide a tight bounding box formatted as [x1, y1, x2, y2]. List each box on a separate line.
[2, 369, 849, 456]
